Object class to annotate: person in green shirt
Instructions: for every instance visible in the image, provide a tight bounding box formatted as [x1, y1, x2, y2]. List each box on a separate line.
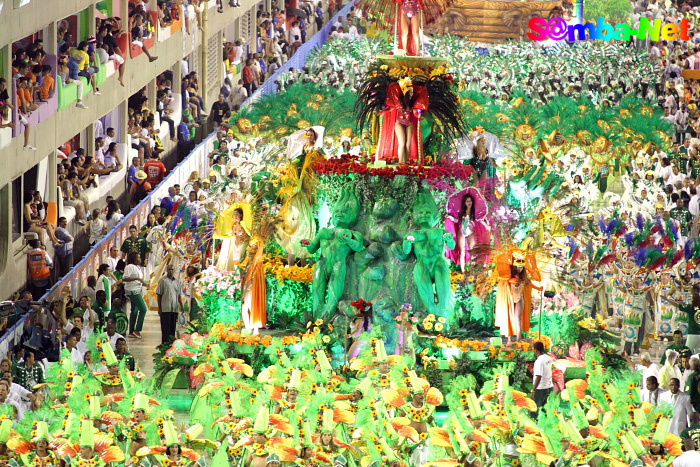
[685, 358, 700, 413]
[120, 225, 151, 266]
[107, 299, 129, 337]
[680, 412, 700, 449]
[92, 290, 109, 329]
[11, 349, 45, 391]
[660, 330, 692, 367]
[115, 337, 136, 372]
[670, 198, 694, 237]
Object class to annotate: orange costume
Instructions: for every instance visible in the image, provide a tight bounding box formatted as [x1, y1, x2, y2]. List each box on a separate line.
[493, 249, 541, 339]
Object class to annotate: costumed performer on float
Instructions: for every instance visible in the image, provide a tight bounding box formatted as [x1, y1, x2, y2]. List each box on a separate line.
[240, 207, 280, 335]
[493, 248, 541, 344]
[276, 127, 325, 266]
[445, 187, 491, 272]
[355, 67, 463, 165]
[214, 203, 252, 271]
[347, 298, 374, 360]
[356, 0, 454, 56]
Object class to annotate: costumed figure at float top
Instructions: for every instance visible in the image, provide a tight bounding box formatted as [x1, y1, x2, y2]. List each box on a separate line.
[303, 186, 364, 320]
[357, 0, 454, 56]
[395, 191, 455, 318]
[355, 67, 463, 165]
[445, 187, 491, 272]
[276, 127, 325, 266]
[493, 248, 541, 343]
[214, 202, 252, 271]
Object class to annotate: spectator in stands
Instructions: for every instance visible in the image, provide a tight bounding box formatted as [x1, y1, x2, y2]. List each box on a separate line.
[103, 199, 124, 231]
[131, 14, 158, 62]
[15, 78, 36, 151]
[102, 142, 123, 174]
[180, 77, 201, 123]
[177, 112, 193, 160]
[123, 251, 148, 339]
[287, 20, 301, 46]
[104, 127, 116, 147]
[129, 170, 151, 207]
[98, 24, 126, 87]
[242, 58, 256, 95]
[230, 79, 248, 107]
[315, 2, 323, 31]
[220, 77, 232, 101]
[144, 153, 167, 187]
[56, 54, 88, 109]
[71, 41, 100, 96]
[128, 156, 141, 189]
[62, 172, 88, 224]
[26, 240, 52, 298]
[210, 93, 231, 127]
[23, 192, 58, 246]
[230, 40, 244, 70]
[38, 66, 54, 102]
[186, 72, 207, 118]
[158, 1, 174, 27]
[83, 209, 106, 246]
[55, 217, 74, 277]
[156, 91, 177, 142]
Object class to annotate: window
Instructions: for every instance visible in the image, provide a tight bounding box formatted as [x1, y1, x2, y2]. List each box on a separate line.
[11, 177, 21, 242]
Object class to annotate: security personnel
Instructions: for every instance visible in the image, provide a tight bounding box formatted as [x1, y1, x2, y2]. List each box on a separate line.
[27, 239, 52, 298]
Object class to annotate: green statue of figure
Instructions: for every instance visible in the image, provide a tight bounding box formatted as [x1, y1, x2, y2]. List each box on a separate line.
[303, 187, 365, 319]
[397, 191, 455, 316]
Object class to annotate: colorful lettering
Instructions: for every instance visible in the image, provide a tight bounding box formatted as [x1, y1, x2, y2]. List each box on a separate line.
[527, 16, 690, 43]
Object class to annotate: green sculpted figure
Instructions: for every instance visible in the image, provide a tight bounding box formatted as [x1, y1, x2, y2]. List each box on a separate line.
[304, 187, 365, 319]
[398, 192, 455, 316]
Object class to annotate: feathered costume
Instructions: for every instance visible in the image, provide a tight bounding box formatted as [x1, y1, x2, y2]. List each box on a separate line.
[275, 138, 324, 260]
[492, 248, 542, 339]
[444, 187, 491, 268]
[214, 202, 253, 271]
[355, 67, 464, 162]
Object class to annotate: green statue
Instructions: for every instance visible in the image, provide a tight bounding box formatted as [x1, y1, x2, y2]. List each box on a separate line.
[396, 191, 455, 317]
[304, 187, 365, 319]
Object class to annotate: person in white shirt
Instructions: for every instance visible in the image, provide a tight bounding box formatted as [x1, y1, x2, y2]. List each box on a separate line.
[530, 341, 553, 414]
[660, 378, 695, 436]
[635, 352, 661, 384]
[672, 438, 700, 466]
[105, 245, 120, 271]
[287, 22, 301, 45]
[668, 165, 687, 187]
[641, 376, 667, 406]
[64, 328, 85, 365]
[105, 318, 125, 350]
[689, 189, 700, 218]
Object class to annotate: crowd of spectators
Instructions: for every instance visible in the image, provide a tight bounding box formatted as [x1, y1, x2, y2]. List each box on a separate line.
[19, 0, 339, 322]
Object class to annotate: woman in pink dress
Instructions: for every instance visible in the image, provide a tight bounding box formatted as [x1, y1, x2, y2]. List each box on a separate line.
[445, 188, 491, 271]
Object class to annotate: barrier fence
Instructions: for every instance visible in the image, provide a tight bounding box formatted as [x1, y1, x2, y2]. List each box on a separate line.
[2, 1, 355, 352]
